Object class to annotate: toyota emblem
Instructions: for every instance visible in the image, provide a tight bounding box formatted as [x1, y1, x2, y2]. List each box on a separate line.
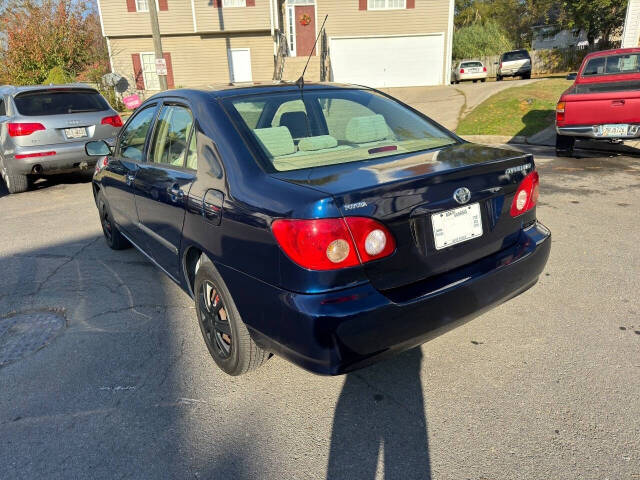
[453, 187, 471, 205]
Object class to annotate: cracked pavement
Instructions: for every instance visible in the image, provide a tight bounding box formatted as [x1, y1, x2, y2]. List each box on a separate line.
[0, 148, 639, 479]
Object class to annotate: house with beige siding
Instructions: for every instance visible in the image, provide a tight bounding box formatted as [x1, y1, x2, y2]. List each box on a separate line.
[97, 0, 454, 96]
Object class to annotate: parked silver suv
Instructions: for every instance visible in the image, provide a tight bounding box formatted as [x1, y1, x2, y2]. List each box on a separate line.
[0, 84, 122, 194]
[496, 49, 532, 81]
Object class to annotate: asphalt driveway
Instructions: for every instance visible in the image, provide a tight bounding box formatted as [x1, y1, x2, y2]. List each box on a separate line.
[0, 146, 639, 479]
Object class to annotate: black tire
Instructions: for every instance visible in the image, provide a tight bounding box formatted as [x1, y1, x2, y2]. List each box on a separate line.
[4, 172, 28, 194]
[194, 256, 268, 376]
[96, 190, 131, 250]
[523, 73, 532, 80]
[496, 75, 503, 82]
[555, 134, 575, 157]
[473, 79, 478, 83]
[481, 78, 486, 83]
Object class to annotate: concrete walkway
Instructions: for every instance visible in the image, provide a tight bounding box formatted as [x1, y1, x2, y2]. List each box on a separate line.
[383, 78, 543, 131]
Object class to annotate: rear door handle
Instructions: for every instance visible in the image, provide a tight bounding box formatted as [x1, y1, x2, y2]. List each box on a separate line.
[612, 100, 625, 106]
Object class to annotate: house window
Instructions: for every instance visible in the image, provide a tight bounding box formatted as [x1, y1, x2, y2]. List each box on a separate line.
[136, 0, 149, 11]
[141, 53, 161, 90]
[222, 0, 246, 6]
[367, 0, 406, 10]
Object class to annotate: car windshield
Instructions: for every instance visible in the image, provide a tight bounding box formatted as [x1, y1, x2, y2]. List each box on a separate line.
[503, 51, 529, 62]
[14, 89, 110, 116]
[461, 62, 483, 68]
[224, 89, 458, 172]
[582, 54, 640, 76]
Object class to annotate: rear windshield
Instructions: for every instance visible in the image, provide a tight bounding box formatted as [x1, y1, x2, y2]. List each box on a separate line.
[582, 54, 640, 76]
[461, 62, 483, 68]
[14, 89, 110, 116]
[503, 51, 530, 62]
[223, 89, 458, 172]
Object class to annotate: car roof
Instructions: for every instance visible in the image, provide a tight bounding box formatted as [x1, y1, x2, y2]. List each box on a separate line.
[503, 49, 529, 54]
[144, 81, 373, 102]
[0, 83, 98, 97]
[583, 47, 640, 60]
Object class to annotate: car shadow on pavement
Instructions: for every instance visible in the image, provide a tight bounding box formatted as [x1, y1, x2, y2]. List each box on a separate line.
[327, 348, 432, 480]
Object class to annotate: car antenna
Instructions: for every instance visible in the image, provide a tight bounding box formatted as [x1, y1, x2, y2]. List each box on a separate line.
[296, 14, 328, 90]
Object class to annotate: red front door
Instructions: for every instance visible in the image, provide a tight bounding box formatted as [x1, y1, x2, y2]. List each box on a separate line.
[295, 5, 316, 57]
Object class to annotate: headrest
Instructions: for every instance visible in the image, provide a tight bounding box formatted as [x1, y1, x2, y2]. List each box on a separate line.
[279, 111, 310, 138]
[298, 135, 338, 152]
[345, 114, 390, 144]
[253, 127, 295, 157]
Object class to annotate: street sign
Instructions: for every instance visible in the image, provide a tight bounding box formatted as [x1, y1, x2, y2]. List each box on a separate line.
[155, 58, 167, 76]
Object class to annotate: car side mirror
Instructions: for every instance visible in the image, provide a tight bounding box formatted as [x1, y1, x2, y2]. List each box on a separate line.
[85, 140, 112, 156]
[566, 72, 577, 80]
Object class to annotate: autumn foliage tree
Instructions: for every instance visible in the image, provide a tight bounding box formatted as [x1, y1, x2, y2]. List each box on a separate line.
[0, 0, 109, 85]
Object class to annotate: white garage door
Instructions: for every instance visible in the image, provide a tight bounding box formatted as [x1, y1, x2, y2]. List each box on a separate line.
[330, 34, 445, 88]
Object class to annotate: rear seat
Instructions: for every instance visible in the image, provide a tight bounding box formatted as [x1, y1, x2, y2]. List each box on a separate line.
[253, 127, 352, 169]
[344, 114, 395, 148]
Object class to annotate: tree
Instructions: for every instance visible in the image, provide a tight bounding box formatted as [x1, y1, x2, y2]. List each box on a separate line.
[0, 0, 109, 85]
[561, 0, 627, 47]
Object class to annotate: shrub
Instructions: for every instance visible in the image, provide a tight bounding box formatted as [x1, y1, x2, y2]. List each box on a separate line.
[453, 21, 514, 60]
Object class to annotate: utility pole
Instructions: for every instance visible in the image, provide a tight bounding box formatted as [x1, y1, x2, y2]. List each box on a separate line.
[148, 0, 168, 91]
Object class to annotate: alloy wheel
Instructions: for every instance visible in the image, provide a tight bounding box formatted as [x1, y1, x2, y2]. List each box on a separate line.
[198, 280, 232, 359]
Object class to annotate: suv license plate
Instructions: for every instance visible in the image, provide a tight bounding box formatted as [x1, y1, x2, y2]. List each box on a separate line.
[65, 127, 87, 139]
[601, 124, 628, 137]
[432, 203, 483, 250]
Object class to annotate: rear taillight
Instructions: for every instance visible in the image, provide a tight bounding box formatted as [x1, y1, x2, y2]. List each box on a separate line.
[555, 101, 565, 123]
[94, 156, 109, 173]
[101, 115, 123, 127]
[510, 171, 539, 217]
[271, 217, 396, 271]
[483, 66, 487, 72]
[460, 68, 465, 74]
[8, 122, 45, 137]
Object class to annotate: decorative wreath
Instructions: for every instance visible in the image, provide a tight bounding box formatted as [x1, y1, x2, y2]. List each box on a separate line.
[300, 14, 311, 26]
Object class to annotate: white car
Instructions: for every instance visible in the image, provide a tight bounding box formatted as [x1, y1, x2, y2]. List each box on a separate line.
[452, 61, 488, 84]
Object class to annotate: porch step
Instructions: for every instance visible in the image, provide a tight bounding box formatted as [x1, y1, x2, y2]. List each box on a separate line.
[281, 55, 322, 82]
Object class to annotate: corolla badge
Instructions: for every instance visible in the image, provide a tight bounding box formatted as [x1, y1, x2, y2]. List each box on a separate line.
[453, 187, 471, 205]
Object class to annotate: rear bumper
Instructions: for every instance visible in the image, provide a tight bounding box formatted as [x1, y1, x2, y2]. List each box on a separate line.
[222, 222, 551, 375]
[459, 72, 488, 81]
[4, 140, 111, 175]
[557, 125, 640, 139]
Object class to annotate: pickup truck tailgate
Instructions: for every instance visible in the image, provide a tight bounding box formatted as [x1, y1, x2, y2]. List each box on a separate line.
[563, 81, 640, 125]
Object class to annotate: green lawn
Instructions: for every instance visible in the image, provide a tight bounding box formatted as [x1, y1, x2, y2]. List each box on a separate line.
[456, 79, 573, 137]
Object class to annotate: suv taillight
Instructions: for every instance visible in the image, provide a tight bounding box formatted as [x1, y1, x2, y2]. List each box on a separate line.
[460, 68, 465, 74]
[271, 217, 396, 271]
[510, 171, 539, 217]
[101, 115, 123, 127]
[483, 66, 487, 72]
[8, 122, 45, 137]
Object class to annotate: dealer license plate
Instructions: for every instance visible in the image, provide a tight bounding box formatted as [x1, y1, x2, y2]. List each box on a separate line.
[601, 124, 628, 137]
[64, 127, 87, 139]
[432, 203, 483, 250]
[468, 68, 480, 73]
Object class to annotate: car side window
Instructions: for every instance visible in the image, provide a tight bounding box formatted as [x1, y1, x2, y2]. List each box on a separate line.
[0, 98, 6, 116]
[149, 105, 194, 168]
[119, 105, 157, 161]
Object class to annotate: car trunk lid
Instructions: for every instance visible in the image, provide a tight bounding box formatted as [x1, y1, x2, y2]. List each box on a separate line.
[273, 143, 537, 291]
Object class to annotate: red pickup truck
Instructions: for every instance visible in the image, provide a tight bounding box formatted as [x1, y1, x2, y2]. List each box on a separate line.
[556, 47, 640, 156]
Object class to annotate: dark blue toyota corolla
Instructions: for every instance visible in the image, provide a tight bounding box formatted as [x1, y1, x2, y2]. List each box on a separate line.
[86, 83, 550, 376]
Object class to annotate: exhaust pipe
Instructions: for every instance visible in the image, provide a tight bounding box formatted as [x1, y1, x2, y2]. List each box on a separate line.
[32, 164, 43, 175]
